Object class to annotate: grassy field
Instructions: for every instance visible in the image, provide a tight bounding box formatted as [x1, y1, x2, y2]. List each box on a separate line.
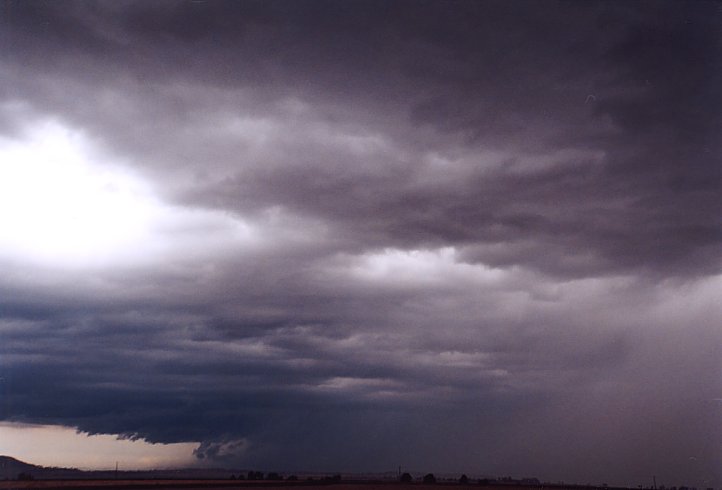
[0, 483, 547, 490]
[0, 482, 428, 490]
[0, 481, 614, 490]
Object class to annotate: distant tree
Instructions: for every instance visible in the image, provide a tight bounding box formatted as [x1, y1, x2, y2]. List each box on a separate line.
[400, 472, 413, 483]
[478, 479, 491, 486]
[17, 473, 34, 481]
[267, 472, 282, 481]
[230, 474, 236, 480]
[287, 475, 298, 481]
[459, 475, 469, 484]
[248, 471, 264, 480]
[423, 473, 436, 484]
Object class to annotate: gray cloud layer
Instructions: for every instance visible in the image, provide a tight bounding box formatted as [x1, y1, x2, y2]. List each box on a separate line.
[1, 1, 721, 486]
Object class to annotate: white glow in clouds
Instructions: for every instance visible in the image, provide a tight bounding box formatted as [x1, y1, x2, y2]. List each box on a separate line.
[0, 118, 254, 267]
[0, 422, 197, 469]
[348, 247, 505, 285]
[0, 120, 160, 266]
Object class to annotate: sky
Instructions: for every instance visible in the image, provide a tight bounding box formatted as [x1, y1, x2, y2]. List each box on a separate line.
[0, 0, 721, 486]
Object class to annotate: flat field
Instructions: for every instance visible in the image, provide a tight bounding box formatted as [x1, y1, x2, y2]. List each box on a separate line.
[0, 482, 429, 490]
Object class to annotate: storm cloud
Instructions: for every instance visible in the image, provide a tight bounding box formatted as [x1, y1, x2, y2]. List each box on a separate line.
[1, 1, 720, 486]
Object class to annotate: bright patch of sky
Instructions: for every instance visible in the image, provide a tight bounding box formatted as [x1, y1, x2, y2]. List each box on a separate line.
[0, 119, 255, 269]
[0, 422, 197, 470]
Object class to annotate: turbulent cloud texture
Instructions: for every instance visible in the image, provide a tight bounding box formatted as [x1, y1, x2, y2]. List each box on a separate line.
[1, 1, 720, 486]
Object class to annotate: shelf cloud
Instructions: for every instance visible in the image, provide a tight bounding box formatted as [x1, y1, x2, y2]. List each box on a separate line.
[0, 1, 720, 486]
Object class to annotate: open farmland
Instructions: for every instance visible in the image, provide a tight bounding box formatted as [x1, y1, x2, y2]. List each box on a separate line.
[0, 483, 618, 490]
[0, 483, 417, 490]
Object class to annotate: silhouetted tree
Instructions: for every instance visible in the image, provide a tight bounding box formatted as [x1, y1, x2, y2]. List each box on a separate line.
[459, 474, 469, 484]
[287, 475, 298, 481]
[267, 472, 282, 480]
[400, 472, 413, 483]
[423, 473, 436, 484]
[247, 471, 264, 480]
[17, 473, 34, 481]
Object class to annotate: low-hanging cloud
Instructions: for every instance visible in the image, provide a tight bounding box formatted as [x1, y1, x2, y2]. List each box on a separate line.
[1, 1, 720, 486]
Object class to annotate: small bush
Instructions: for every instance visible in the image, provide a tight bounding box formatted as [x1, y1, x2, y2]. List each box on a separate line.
[423, 473, 437, 484]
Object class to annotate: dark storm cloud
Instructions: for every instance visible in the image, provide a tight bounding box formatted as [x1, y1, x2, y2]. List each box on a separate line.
[6, 0, 718, 276]
[1, 0, 721, 486]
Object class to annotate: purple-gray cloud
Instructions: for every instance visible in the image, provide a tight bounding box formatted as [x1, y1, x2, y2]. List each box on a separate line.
[0, 1, 720, 487]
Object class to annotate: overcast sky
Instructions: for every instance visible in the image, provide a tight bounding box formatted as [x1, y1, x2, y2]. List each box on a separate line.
[0, 0, 721, 486]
